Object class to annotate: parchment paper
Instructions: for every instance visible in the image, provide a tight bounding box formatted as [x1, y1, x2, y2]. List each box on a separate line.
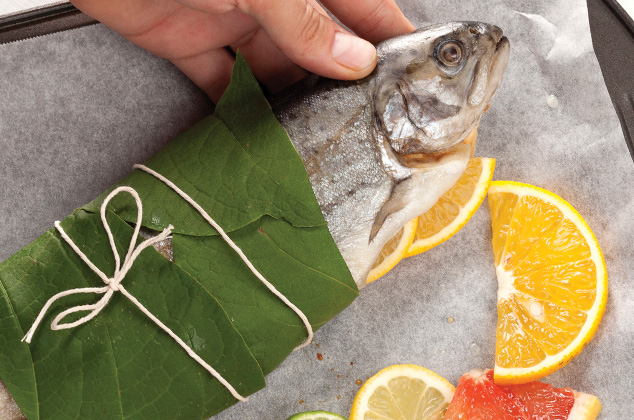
[1, 0, 632, 418]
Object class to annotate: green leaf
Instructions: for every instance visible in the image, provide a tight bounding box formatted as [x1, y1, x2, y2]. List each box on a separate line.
[215, 54, 318, 206]
[173, 216, 358, 375]
[0, 210, 265, 419]
[0, 52, 357, 419]
[82, 57, 323, 238]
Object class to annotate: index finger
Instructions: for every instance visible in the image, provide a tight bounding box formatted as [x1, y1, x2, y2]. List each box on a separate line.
[321, 0, 415, 43]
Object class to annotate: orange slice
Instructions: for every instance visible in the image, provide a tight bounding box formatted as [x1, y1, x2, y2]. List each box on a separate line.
[407, 157, 495, 257]
[368, 157, 494, 283]
[349, 364, 455, 420]
[367, 219, 417, 283]
[488, 182, 608, 384]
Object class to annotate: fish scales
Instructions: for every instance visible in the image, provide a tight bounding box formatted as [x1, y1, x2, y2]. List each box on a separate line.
[0, 21, 510, 419]
[272, 22, 510, 288]
[273, 78, 391, 235]
[271, 77, 395, 285]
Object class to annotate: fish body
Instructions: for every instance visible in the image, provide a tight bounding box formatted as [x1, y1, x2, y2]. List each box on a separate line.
[0, 21, 510, 419]
[272, 22, 510, 288]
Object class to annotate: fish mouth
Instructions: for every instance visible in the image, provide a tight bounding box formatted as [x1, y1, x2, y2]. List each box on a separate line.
[496, 36, 510, 54]
[492, 22, 510, 63]
[489, 34, 511, 94]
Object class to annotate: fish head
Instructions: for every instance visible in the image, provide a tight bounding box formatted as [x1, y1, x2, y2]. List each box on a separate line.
[372, 21, 510, 175]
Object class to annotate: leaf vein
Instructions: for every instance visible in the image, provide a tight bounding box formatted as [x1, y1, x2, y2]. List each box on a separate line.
[257, 228, 358, 295]
[104, 325, 126, 420]
[0, 271, 40, 420]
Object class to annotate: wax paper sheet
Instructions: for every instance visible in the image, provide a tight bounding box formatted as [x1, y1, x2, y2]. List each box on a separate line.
[0, 0, 632, 418]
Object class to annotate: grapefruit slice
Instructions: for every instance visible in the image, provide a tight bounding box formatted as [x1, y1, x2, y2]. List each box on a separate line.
[444, 369, 601, 420]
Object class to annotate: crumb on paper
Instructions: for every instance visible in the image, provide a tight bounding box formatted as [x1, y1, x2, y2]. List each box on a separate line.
[547, 94, 559, 109]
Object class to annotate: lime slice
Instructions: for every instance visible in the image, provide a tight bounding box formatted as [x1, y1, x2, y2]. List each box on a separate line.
[286, 411, 347, 420]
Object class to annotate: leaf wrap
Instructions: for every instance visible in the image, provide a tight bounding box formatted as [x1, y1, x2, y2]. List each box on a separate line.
[0, 53, 358, 419]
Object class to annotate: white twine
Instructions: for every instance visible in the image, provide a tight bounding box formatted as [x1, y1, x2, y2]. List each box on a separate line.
[133, 164, 313, 351]
[22, 186, 248, 402]
[22, 165, 314, 403]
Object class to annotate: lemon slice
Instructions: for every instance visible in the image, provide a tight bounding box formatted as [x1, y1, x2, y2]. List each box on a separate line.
[488, 181, 608, 384]
[286, 411, 347, 420]
[350, 364, 455, 420]
[367, 219, 417, 283]
[407, 157, 495, 257]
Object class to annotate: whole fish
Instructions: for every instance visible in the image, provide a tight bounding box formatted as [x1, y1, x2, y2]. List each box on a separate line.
[272, 21, 510, 289]
[0, 21, 510, 419]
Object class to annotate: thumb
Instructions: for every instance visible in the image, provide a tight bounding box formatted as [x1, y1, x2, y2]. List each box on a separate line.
[238, 0, 377, 80]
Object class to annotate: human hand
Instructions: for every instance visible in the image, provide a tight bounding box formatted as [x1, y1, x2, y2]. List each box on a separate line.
[70, 0, 414, 102]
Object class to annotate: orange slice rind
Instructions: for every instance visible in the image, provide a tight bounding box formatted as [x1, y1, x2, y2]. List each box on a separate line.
[367, 219, 417, 283]
[488, 181, 608, 384]
[407, 157, 495, 257]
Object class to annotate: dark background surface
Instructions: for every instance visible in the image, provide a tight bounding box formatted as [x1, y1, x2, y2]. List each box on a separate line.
[587, 0, 634, 160]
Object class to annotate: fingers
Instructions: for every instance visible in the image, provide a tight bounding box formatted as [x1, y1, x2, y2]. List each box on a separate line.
[321, 0, 415, 43]
[73, 0, 259, 60]
[170, 48, 235, 103]
[231, 28, 308, 94]
[238, 0, 377, 80]
[125, 7, 257, 59]
[322, 0, 415, 43]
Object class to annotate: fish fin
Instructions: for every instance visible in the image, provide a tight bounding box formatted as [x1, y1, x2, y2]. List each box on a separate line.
[369, 143, 472, 243]
[369, 180, 410, 243]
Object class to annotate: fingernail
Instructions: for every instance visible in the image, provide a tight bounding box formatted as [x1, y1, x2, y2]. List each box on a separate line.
[331, 32, 376, 71]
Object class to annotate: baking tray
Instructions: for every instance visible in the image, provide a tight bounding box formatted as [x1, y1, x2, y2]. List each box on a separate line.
[1, 1, 632, 418]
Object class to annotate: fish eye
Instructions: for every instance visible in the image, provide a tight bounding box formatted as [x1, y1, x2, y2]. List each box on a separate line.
[435, 40, 465, 68]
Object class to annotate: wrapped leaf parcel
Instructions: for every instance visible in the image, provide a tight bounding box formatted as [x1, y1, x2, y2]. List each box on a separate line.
[0, 54, 358, 420]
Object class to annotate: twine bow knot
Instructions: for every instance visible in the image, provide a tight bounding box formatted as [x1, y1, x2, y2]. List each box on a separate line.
[22, 164, 315, 402]
[21, 185, 248, 401]
[22, 186, 173, 342]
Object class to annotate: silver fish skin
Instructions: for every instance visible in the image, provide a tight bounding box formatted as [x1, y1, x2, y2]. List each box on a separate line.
[0, 22, 511, 420]
[271, 22, 510, 289]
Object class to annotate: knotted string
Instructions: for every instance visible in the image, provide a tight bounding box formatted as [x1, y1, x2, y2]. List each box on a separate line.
[23, 165, 315, 402]
[133, 164, 314, 350]
[22, 186, 248, 402]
